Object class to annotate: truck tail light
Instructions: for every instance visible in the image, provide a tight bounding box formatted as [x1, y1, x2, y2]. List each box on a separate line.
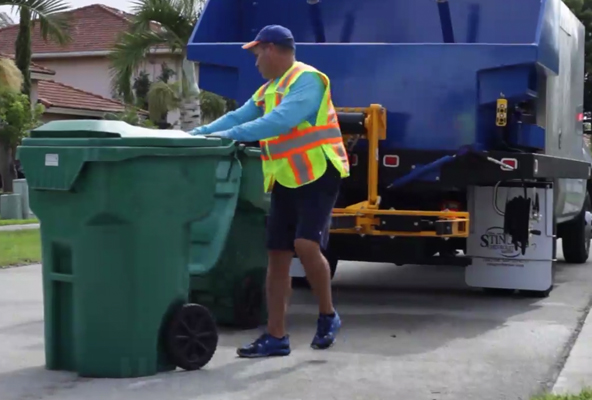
[383, 155, 399, 167]
[500, 158, 517, 171]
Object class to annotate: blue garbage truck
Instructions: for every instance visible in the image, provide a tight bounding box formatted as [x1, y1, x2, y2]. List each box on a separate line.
[187, 0, 592, 297]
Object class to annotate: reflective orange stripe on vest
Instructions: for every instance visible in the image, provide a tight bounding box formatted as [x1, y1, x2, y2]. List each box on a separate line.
[254, 81, 271, 112]
[274, 64, 308, 104]
[330, 140, 348, 162]
[277, 64, 306, 93]
[274, 67, 338, 126]
[287, 152, 314, 185]
[326, 93, 338, 124]
[261, 124, 343, 160]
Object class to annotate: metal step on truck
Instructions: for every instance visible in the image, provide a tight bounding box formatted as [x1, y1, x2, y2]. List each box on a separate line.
[188, 0, 592, 297]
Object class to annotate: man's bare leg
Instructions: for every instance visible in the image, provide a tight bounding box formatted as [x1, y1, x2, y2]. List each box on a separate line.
[294, 238, 340, 349]
[265, 250, 294, 338]
[294, 238, 334, 315]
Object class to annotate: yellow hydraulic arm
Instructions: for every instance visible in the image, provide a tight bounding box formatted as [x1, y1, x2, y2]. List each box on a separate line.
[331, 104, 470, 238]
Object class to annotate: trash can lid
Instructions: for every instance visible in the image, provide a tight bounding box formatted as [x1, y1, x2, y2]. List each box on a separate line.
[24, 120, 229, 147]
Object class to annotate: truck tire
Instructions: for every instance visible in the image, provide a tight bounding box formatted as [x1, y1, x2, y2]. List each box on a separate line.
[562, 193, 591, 264]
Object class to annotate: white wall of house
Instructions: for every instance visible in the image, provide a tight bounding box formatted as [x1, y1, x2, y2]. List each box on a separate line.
[36, 56, 113, 99]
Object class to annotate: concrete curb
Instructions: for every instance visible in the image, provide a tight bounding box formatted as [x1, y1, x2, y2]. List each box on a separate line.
[0, 223, 40, 232]
[552, 305, 592, 395]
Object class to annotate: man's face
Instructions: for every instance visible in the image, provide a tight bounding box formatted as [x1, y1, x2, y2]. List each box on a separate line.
[253, 44, 276, 80]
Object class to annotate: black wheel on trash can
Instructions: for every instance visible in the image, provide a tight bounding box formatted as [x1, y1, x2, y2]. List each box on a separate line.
[233, 275, 265, 329]
[164, 303, 218, 371]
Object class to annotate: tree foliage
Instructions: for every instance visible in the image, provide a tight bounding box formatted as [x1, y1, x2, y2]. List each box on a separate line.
[0, 11, 14, 27]
[4, 0, 72, 96]
[0, 57, 23, 92]
[15, 8, 32, 96]
[2, 0, 72, 42]
[158, 62, 175, 83]
[0, 88, 44, 191]
[132, 70, 151, 110]
[146, 80, 226, 123]
[104, 107, 157, 128]
[0, 88, 43, 144]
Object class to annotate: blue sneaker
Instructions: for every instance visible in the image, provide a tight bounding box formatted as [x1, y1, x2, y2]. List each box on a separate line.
[311, 311, 341, 349]
[236, 333, 291, 358]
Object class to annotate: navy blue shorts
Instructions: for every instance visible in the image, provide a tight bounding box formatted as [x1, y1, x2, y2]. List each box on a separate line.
[266, 162, 341, 252]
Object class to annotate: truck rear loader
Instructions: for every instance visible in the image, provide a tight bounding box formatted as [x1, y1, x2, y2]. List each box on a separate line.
[187, 0, 592, 297]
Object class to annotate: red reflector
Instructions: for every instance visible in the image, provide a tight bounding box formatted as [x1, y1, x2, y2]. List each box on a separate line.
[500, 158, 517, 171]
[578, 113, 584, 121]
[383, 155, 399, 167]
[350, 154, 358, 166]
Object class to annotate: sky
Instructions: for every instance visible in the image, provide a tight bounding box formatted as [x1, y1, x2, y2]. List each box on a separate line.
[0, 0, 133, 21]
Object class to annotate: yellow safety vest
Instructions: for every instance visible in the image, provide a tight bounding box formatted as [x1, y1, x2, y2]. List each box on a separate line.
[251, 61, 350, 192]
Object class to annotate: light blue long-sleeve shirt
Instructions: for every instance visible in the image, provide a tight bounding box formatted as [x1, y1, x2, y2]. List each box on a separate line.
[189, 71, 326, 142]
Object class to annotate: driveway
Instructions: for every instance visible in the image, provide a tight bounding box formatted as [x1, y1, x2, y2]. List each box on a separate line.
[1, 246, 591, 400]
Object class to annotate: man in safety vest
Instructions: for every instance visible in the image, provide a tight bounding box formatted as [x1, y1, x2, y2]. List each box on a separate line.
[189, 25, 350, 358]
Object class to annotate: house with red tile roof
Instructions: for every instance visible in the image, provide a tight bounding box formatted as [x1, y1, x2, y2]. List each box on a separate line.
[0, 3, 184, 123]
[1, 53, 138, 120]
[37, 79, 147, 121]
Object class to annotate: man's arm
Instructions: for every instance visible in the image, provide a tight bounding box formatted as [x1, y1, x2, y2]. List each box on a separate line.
[212, 72, 325, 142]
[188, 98, 262, 135]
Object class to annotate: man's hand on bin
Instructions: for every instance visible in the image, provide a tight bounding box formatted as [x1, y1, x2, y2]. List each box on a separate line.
[188, 126, 206, 136]
[205, 131, 233, 139]
[188, 126, 232, 139]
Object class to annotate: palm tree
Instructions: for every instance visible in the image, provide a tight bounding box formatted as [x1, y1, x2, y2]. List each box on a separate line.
[0, 11, 14, 27]
[108, 0, 226, 131]
[1, 0, 72, 96]
[147, 63, 225, 126]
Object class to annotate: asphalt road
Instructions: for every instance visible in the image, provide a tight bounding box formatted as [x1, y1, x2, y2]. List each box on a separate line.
[1, 246, 591, 400]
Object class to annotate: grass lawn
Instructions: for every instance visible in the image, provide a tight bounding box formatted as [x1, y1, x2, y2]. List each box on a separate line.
[0, 229, 41, 268]
[0, 218, 39, 226]
[532, 389, 592, 399]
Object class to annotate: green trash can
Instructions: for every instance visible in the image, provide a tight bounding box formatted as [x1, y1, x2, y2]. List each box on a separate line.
[16, 120, 242, 378]
[189, 145, 271, 329]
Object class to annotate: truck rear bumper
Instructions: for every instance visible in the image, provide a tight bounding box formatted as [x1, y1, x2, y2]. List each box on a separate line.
[344, 149, 591, 192]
